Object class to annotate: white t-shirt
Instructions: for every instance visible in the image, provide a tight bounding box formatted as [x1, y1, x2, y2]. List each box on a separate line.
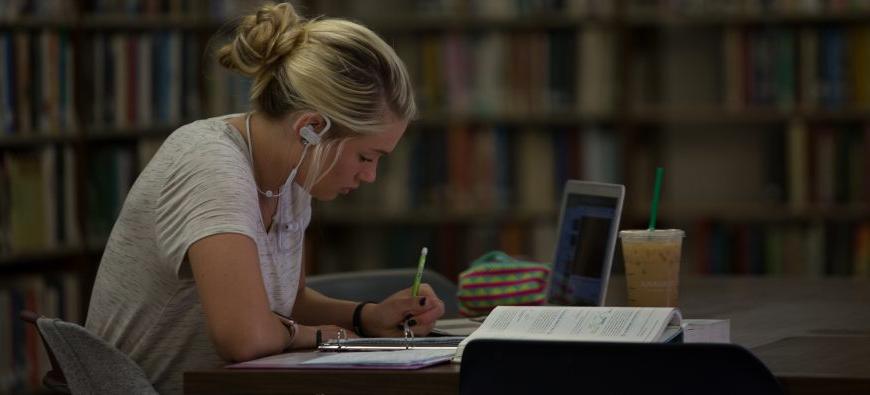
[85, 114, 311, 395]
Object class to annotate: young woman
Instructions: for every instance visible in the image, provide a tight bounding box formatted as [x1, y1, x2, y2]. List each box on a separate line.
[85, 3, 445, 394]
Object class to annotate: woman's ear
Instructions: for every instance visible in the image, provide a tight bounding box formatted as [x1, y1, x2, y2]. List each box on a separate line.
[291, 112, 331, 145]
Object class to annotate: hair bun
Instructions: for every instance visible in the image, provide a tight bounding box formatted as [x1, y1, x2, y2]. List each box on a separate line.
[218, 2, 307, 77]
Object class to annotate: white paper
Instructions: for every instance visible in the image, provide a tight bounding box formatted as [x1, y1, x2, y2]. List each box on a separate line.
[432, 318, 483, 336]
[228, 349, 455, 369]
[682, 319, 730, 343]
[301, 349, 455, 367]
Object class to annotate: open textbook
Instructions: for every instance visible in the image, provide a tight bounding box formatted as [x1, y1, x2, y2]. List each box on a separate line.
[453, 305, 683, 362]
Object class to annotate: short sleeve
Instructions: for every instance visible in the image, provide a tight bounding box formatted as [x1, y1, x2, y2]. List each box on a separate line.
[154, 131, 260, 278]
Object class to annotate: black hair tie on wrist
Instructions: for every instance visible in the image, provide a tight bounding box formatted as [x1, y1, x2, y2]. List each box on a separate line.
[353, 301, 376, 337]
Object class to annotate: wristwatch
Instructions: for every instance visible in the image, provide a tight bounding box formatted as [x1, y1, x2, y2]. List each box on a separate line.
[276, 315, 297, 346]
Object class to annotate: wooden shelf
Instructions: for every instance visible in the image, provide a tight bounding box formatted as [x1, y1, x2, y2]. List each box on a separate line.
[0, 124, 186, 147]
[626, 10, 870, 26]
[0, 133, 81, 148]
[0, 246, 99, 266]
[4, 107, 867, 149]
[363, 15, 615, 32]
[628, 107, 870, 124]
[85, 124, 180, 141]
[0, 15, 225, 30]
[3, 107, 867, 148]
[5, 9, 870, 31]
[312, 208, 557, 225]
[79, 14, 226, 30]
[315, 204, 870, 225]
[628, 203, 870, 222]
[415, 111, 616, 127]
[415, 107, 870, 126]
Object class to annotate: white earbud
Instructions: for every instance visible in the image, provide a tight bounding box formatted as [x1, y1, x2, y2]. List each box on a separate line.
[299, 115, 332, 146]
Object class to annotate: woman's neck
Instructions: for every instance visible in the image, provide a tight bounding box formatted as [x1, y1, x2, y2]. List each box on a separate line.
[247, 113, 303, 194]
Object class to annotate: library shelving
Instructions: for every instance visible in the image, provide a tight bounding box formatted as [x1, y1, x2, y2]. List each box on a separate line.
[306, 0, 870, 280]
[0, 2, 248, 393]
[2, 0, 870, 392]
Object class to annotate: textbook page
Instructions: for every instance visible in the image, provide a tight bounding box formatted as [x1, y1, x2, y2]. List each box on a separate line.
[454, 306, 682, 361]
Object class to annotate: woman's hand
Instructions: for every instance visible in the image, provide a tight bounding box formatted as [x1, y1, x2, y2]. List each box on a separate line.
[362, 284, 445, 337]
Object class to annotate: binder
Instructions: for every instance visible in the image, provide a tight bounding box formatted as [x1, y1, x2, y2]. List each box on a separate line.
[317, 336, 465, 351]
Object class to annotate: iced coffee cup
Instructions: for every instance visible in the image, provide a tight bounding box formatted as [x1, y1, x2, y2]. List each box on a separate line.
[620, 229, 685, 307]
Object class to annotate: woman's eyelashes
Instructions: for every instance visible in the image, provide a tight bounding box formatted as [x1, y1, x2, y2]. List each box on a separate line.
[358, 154, 374, 163]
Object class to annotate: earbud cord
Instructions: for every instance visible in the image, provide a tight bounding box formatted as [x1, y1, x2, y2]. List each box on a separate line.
[244, 112, 311, 199]
[244, 111, 302, 260]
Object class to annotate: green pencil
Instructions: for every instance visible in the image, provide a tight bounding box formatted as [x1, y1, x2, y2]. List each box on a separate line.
[411, 247, 428, 297]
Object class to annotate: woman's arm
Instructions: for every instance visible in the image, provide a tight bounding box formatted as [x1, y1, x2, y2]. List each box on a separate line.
[188, 233, 291, 362]
[293, 286, 357, 327]
[293, 269, 446, 338]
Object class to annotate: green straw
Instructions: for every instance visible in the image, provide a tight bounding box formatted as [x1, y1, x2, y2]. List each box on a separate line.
[648, 167, 664, 230]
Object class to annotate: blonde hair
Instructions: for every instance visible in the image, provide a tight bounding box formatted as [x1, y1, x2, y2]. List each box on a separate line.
[217, 2, 416, 190]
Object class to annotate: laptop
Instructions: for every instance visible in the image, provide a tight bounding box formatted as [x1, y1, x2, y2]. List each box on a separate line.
[433, 180, 625, 336]
[544, 180, 625, 307]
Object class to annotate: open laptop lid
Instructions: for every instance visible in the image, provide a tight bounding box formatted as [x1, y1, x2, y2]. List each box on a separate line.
[545, 180, 625, 307]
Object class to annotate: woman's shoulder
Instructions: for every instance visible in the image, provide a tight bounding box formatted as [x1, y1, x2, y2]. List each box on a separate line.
[161, 114, 248, 161]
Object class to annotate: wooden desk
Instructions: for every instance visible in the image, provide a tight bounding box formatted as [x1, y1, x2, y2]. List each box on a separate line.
[185, 277, 870, 395]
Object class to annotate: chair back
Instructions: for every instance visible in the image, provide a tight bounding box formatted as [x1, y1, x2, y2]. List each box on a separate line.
[459, 339, 784, 395]
[20, 310, 69, 393]
[20, 310, 158, 395]
[307, 268, 460, 317]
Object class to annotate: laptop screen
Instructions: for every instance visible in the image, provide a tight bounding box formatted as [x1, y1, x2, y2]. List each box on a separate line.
[547, 193, 620, 306]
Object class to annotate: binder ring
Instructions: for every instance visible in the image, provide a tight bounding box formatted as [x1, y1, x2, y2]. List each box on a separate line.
[402, 321, 414, 349]
[336, 328, 347, 350]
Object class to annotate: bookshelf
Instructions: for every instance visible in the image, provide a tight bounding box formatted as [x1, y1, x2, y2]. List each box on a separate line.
[0, 1, 252, 393]
[304, 0, 868, 280]
[2, 0, 870, 392]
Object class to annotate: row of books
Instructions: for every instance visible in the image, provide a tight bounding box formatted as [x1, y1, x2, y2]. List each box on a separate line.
[722, 25, 870, 110]
[85, 32, 200, 130]
[398, 24, 870, 115]
[0, 31, 78, 136]
[321, 126, 621, 215]
[691, 220, 870, 277]
[763, 121, 870, 210]
[8, 25, 870, 138]
[0, 273, 81, 395]
[0, 140, 161, 254]
[1, 147, 79, 254]
[0, 0, 249, 18]
[783, 122, 869, 208]
[392, 27, 615, 117]
[0, 29, 253, 136]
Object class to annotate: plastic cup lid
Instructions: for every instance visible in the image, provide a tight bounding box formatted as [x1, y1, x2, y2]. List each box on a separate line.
[619, 229, 685, 238]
